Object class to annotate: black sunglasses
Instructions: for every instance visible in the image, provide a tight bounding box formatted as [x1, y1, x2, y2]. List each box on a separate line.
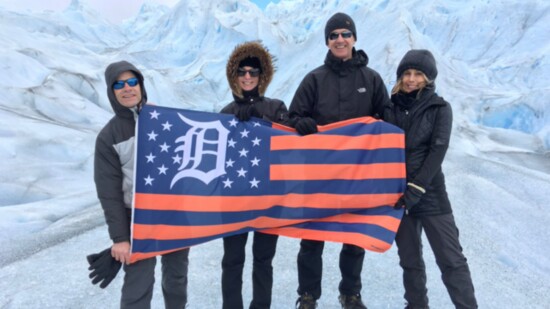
[113, 77, 139, 90]
[237, 68, 261, 77]
[328, 31, 353, 40]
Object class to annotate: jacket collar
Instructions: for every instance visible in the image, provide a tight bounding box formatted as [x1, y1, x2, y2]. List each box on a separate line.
[324, 48, 369, 73]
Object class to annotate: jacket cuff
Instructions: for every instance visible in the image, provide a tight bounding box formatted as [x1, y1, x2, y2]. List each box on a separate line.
[407, 182, 426, 194]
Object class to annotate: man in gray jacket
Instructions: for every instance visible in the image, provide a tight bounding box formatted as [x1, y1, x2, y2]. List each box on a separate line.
[94, 60, 189, 308]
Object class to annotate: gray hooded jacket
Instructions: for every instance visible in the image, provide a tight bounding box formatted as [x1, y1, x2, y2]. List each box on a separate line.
[94, 61, 147, 243]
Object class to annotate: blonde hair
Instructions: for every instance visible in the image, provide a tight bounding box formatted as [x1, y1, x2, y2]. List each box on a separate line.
[391, 70, 433, 96]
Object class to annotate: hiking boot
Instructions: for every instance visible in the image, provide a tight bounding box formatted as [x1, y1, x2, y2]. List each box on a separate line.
[296, 293, 317, 309]
[404, 304, 429, 309]
[339, 294, 367, 309]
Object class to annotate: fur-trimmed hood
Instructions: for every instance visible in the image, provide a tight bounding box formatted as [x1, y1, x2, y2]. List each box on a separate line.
[226, 41, 275, 99]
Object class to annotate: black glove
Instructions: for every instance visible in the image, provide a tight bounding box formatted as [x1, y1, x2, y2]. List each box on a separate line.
[235, 104, 259, 121]
[295, 117, 318, 135]
[87, 247, 122, 289]
[394, 185, 424, 211]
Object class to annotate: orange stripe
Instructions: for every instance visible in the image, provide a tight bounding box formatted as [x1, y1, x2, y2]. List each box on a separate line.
[270, 163, 405, 180]
[134, 193, 401, 212]
[130, 248, 185, 264]
[270, 134, 404, 151]
[262, 227, 392, 253]
[317, 116, 379, 131]
[132, 213, 401, 240]
[271, 122, 296, 132]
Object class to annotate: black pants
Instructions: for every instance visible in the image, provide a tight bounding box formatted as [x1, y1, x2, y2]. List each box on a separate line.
[222, 232, 278, 309]
[297, 239, 365, 300]
[395, 213, 477, 309]
[120, 248, 189, 309]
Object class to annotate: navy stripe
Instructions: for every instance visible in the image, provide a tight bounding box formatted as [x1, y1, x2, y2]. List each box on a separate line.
[134, 205, 400, 226]
[133, 226, 261, 253]
[270, 148, 404, 164]
[292, 221, 396, 244]
[153, 178, 405, 196]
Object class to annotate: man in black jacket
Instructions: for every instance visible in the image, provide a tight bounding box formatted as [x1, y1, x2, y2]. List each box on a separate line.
[289, 12, 389, 309]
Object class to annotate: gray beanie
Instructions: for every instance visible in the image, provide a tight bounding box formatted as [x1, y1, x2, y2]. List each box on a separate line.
[396, 49, 438, 81]
[324, 12, 357, 44]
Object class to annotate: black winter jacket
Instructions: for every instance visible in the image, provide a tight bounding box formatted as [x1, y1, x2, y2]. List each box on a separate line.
[384, 87, 453, 216]
[289, 48, 389, 125]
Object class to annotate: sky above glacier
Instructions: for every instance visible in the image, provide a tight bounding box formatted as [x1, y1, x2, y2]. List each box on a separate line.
[0, 0, 548, 308]
[0, 0, 280, 23]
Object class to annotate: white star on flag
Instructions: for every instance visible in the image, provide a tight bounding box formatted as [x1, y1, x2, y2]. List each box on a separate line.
[223, 178, 233, 188]
[159, 142, 170, 152]
[161, 121, 172, 131]
[150, 110, 160, 119]
[249, 177, 260, 188]
[172, 154, 182, 164]
[240, 129, 250, 138]
[158, 165, 168, 175]
[146, 153, 156, 163]
[252, 137, 261, 146]
[148, 131, 158, 141]
[239, 148, 249, 157]
[236, 168, 247, 177]
[144, 175, 154, 185]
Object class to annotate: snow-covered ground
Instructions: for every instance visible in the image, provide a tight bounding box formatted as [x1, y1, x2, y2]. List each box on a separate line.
[0, 0, 548, 308]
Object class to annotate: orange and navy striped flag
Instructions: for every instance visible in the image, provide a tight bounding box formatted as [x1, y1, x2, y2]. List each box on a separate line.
[130, 105, 405, 263]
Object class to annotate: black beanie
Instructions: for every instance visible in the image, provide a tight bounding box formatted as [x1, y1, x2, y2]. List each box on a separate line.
[239, 57, 262, 72]
[324, 12, 357, 44]
[396, 49, 438, 81]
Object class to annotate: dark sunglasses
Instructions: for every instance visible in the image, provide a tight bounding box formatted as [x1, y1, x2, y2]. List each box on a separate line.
[328, 31, 353, 40]
[113, 77, 139, 90]
[237, 68, 260, 77]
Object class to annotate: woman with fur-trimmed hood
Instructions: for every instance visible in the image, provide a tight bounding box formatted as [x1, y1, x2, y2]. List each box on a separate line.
[219, 41, 288, 309]
[221, 41, 288, 123]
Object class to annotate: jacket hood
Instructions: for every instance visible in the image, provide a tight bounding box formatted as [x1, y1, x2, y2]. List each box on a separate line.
[104, 61, 147, 118]
[226, 41, 275, 99]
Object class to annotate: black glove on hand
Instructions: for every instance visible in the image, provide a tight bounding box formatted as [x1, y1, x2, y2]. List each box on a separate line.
[235, 104, 259, 121]
[87, 247, 122, 289]
[295, 117, 318, 135]
[394, 185, 424, 211]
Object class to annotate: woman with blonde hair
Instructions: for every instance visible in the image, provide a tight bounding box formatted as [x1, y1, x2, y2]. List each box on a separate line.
[385, 49, 478, 309]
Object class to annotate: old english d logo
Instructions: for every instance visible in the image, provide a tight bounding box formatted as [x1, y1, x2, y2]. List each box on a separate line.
[171, 113, 229, 187]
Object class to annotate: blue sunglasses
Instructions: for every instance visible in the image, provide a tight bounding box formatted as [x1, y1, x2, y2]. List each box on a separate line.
[113, 77, 139, 90]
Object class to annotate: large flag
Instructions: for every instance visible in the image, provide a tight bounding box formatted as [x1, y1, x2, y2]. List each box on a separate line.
[131, 105, 405, 263]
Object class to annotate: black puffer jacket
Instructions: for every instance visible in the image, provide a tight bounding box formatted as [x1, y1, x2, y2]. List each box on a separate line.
[289, 48, 388, 125]
[221, 41, 288, 124]
[384, 87, 452, 216]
